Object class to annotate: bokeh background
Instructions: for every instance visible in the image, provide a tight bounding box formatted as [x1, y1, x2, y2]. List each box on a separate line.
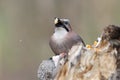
[0, 0, 120, 80]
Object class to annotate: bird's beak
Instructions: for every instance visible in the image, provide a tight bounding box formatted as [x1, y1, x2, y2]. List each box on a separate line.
[54, 17, 60, 24]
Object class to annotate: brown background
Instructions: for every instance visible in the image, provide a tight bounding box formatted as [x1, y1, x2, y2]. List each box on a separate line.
[0, 0, 120, 80]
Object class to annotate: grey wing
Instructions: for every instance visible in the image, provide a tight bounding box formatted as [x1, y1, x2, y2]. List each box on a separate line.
[66, 32, 85, 47]
[73, 33, 85, 46]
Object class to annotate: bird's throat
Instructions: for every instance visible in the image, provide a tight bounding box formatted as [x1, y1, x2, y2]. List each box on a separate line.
[53, 28, 68, 40]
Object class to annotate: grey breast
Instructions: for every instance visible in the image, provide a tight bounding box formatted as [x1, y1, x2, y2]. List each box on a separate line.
[49, 31, 85, 55]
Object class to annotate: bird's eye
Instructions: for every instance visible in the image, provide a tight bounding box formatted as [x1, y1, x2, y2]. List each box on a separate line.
[64, 22, 68, 24]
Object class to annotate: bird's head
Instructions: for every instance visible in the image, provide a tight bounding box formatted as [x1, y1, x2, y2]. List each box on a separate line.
[54, 17, 72, 32]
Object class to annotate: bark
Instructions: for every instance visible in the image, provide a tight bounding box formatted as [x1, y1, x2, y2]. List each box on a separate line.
[38, 25, 120, 80]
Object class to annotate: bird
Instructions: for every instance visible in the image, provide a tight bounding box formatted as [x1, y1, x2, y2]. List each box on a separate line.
[49, 17, 85, 55]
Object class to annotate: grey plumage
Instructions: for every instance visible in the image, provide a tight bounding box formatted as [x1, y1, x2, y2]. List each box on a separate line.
[50, 31, 85, 55]
[49, 18, 85, 55]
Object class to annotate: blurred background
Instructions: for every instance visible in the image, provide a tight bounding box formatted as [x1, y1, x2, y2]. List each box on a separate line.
[0, 0, 120, 80]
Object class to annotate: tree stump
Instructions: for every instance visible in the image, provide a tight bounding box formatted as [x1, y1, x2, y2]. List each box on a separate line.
[38, 25, 120, 80]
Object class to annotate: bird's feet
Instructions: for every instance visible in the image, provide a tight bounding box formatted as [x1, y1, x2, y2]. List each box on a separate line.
[59, 52, 67, 58]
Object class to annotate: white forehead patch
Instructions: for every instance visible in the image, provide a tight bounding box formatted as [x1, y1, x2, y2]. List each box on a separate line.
[54, 18, 59, 24]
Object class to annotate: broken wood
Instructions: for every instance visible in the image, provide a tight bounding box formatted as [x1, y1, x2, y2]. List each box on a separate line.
[38, 25, 120, 80]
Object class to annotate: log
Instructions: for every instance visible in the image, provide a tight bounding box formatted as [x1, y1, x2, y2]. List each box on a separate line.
[38, 25, 120, 80]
